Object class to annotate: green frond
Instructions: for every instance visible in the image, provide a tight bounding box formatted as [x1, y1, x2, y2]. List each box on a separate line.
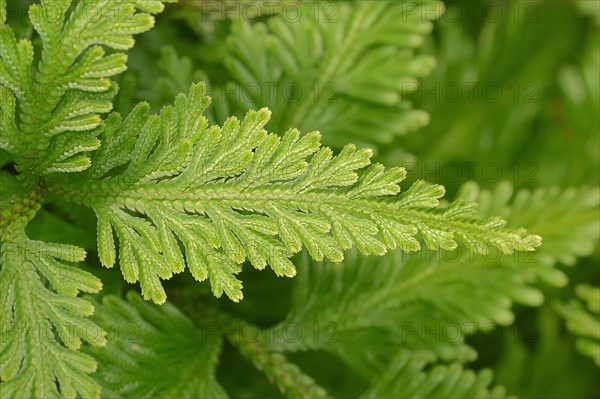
[0, 0, 174, 175]
[0, 1, 594, 398]
[0, 234, 104, 398]
[362, 350, 510, 399]
[220, 1, 442, 147]
[158, 46, 204, 106]
[85, 292, 227, 398]
[51, 83, 540, 304]
[555, 285, 600, 366]
[1, 190, 105, 399]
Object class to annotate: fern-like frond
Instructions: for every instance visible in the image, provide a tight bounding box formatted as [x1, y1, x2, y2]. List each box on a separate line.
[555, 285, 600, 366]
[51, 83, 540, 304]
[220, 1, 442, 147]
[362, 350, 509, 399]
[0, 0, 173, 175]
[0, 192, 105, 399]
[85, 292, 227, 398]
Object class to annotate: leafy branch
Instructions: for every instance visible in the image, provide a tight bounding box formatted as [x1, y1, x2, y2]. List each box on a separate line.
[1, 191, 105, 398]
[362, 350, 509, 399]
[1, 1, 173, 397]
[50, 83, 541, 304]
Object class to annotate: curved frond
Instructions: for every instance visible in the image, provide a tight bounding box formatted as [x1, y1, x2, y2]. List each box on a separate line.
[52, 83, 540, 304]
[0, 195, 104, 399]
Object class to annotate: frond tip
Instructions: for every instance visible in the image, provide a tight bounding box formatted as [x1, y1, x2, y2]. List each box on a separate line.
[55, 83, 541, 304]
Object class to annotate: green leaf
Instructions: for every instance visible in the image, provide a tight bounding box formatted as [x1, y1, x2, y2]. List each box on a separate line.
[51, 83, 540, 304]
[86, 292, 227, 398]
[459, 181, 600, 270]
[0, 189, 105, 399]
[264, 247, 547, 378]
[52, 83, 541, 303]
